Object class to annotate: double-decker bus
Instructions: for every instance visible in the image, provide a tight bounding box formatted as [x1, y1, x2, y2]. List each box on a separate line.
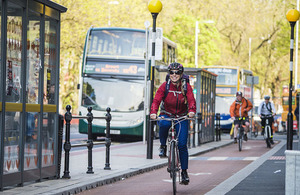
[202, 66, 253, 130]
[281, 85, 299, 132]
[78, 27, 176, 140]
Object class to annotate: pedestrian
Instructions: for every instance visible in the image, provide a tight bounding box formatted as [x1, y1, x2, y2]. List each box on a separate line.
[150, 62, 196, 185]
[295, 103, 299, 127]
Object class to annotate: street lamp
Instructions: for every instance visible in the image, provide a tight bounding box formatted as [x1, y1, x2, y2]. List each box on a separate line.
[108, 1, 119, 26]
[147, 0, 162, 159]
[286, 9, 300, 150]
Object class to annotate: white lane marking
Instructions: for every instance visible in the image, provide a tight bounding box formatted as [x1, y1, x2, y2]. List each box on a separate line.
[274, 170, 281, 173]
[208, 157, 228, 161]
[163, 178, 179, 183]
[189, 172, 212, 176]
[243, 157, 259, 161]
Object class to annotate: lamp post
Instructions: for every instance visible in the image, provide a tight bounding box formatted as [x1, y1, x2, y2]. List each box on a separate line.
[147, 0, 162, 159]
[286, 9, 300, 150]
[108, 1, 119, 26]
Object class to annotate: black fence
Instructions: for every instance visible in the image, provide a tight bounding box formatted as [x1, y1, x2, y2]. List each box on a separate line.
[61, 105, 111, 179]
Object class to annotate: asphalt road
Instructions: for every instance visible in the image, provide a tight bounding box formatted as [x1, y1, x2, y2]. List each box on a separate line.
[78, 139, 275, 195]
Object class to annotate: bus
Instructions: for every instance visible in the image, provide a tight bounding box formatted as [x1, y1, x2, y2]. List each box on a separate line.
[281, 85, 299, 132]
[78, 27, 177, 140]
[202, 66, 253, 131]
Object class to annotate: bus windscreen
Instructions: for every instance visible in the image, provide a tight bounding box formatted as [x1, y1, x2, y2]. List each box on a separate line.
[87, 30, 145, 58]
[206, 68, 237, 86]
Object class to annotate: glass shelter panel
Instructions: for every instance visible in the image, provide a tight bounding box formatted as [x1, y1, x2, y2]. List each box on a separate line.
[42, 17, 58, 168]
[24, 10, 41, 171]
[4, 2, 22, 175]
[27, 11, 40, 104]
[44, 17, 57, 105]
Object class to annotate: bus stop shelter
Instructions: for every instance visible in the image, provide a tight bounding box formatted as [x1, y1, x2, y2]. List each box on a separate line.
[184, 68, 217, 144]
[0, 0, 66, 190]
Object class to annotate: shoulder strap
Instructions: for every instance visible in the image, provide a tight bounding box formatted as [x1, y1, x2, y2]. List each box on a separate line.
[266, 102, 272, 112]
[163, 79, 171, 101]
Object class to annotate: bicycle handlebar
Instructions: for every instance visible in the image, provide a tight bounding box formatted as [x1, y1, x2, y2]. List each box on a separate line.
[151, 115, 195, 122]
[260, 114, 273, 119]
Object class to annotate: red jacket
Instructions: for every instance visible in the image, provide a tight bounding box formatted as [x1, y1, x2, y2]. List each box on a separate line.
[150, 81, 196, 117]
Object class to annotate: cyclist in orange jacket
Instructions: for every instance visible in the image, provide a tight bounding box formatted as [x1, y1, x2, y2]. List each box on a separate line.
[229, 91, 253, 143]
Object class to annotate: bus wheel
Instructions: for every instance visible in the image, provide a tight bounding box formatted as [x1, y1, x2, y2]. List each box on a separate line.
[92, 134, 98, 141]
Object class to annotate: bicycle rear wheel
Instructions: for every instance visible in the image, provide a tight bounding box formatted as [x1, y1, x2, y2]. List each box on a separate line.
[170, 141, 177, 195]
[266, 126, 271, 148]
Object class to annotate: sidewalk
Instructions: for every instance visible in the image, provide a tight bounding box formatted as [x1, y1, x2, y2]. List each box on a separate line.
[2, 135, 233, 195]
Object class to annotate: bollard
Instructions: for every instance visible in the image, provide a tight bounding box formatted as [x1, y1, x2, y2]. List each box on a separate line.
[104, 107, 111, 170]
[86, 107, 94, 174]
[57, 114, 64, 179]
[62, 105, 72, 179]
[197, 113, 202, 145]
[192, 120, 196, 148]
[215, 113, 221, 141]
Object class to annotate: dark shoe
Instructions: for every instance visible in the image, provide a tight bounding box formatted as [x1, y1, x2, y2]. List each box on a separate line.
[159, 145, 167, 158]
[270, 139, 274, 144]
[244, 134, 248, 141]
[234, 138, 237, 144]
[181, 170, 189, 185]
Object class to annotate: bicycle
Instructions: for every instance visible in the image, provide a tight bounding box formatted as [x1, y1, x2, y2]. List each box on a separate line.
[261, 114, 273, 148]
[236, 117, 245, 152]
[152, 115, 193, 195]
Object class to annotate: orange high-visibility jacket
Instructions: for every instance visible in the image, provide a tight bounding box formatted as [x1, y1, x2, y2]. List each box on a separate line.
[230, 97, 253, 118]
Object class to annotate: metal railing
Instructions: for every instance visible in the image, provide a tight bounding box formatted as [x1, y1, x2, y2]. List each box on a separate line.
[62, 105, 111, 179]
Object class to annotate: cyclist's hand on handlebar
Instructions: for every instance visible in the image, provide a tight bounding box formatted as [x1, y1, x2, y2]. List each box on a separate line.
[188, 112, 195, 118]
[231, 116, 235, 121]
[150, 114, 157, 120]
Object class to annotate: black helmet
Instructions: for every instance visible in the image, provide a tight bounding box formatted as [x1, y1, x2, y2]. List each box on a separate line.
[264, 95, 270, 100]
[168, 62, 184, 74]
[236, 91, 243, 96]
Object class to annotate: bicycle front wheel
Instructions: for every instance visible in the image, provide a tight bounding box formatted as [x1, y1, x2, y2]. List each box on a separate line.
[238, 129, 243, 152]
[266, 126, 271, 148]
[170, 141, 177, 195]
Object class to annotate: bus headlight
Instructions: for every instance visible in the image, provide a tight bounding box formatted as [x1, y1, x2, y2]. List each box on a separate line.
[129, 116, 143, 125]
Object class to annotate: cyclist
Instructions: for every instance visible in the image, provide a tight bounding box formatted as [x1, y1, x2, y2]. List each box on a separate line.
[150, 62, 196, 185]
[230, 91, 253, 143]
[258, 95, 276, 144]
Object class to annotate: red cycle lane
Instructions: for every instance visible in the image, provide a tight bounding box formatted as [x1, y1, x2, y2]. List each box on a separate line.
[78, 139, 276, 195]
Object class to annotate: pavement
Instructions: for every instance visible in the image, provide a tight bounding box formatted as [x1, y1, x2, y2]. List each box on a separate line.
[0, 133, 293, 195]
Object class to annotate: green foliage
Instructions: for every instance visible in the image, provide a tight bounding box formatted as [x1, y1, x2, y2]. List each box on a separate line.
[53, 0, 297, 112]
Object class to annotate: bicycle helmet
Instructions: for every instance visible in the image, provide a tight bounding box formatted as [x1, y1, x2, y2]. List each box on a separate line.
[236, 91, 243, 96]
[264, 95, 270, 100]
[168, 62, 184, 74]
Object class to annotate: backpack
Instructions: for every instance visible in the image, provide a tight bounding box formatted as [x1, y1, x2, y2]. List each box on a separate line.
[163, 73, 190, 102]
[262, 102, 273, 113]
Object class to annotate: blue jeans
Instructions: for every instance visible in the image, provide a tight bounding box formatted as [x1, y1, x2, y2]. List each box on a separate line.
[158, 114, 189, 170]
